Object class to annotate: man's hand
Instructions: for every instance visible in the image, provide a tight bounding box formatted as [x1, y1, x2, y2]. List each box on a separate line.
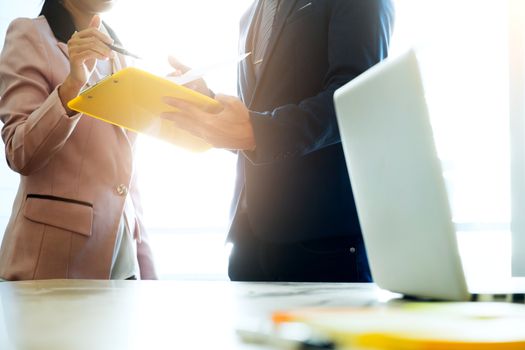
[161, 94, 256, 151]
[167, 56, 212, 97]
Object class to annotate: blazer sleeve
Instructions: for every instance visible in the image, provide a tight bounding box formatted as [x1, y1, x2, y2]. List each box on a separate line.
[129, 169, 158, 280]
[245, 0, 395, 165]
[0, 18, 81, 176]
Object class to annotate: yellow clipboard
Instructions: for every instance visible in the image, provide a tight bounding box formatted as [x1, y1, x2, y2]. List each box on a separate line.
[67, 67, 221, 152]
[272, 303, 525, 350]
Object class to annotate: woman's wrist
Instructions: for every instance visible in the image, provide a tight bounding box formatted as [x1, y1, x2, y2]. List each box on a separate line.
[58, 76, 84, 116]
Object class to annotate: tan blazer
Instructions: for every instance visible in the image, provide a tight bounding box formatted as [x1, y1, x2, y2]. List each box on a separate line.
[0, 16, 157, 280]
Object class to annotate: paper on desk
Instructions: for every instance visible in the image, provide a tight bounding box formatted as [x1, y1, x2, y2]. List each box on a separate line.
[168, 52, 251, 85]
[272, 302, 525, 349]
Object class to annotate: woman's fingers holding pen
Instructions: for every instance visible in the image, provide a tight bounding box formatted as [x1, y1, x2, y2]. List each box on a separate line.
[69, 38, 112, 58]
[72, 27, 113, 45]
[59, 15, 115, 113]
[71, 15, 112, 44]
[66, 15, 114, 88]
[69, 50, 108, 66]
[68, 15, 113, 59]
[67, 39, 108, 86]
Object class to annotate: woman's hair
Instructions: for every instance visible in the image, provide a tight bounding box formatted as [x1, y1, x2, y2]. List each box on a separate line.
[39, 0, 76, 43]
[39, 0, 121, 45]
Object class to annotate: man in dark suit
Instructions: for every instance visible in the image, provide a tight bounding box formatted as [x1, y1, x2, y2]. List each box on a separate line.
[163, 0, 395, 282]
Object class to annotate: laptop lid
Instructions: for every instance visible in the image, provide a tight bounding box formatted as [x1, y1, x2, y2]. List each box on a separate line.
[334, 50, 470, 301]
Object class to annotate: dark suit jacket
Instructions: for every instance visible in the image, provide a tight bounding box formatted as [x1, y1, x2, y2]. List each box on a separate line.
[229, 0, 395, 243]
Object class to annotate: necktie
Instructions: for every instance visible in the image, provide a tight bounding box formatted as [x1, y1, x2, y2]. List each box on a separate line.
[253, 0, 279, 76]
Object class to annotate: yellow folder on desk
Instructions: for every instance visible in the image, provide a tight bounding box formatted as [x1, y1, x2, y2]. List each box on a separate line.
[273, 302, 525, 350]
[67, 67, 221, 152]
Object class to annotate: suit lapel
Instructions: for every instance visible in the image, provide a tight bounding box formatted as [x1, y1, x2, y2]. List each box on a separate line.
[241, 2, 260, 58]
[239, 1, 259, 106]
[247, 0, 298, 106]
[57, 41, 69, 58]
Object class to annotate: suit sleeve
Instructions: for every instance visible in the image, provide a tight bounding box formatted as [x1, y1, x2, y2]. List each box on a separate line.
[0, 18, 81, 176]
[245, 0, 395, 165]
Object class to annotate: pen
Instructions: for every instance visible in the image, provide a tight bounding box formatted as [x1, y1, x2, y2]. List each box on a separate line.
[236, 323, 335, 350]
[105, 42, 141, 60]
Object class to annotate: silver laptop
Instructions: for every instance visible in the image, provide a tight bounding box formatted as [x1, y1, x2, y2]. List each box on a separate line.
[334, 49, 525, 301]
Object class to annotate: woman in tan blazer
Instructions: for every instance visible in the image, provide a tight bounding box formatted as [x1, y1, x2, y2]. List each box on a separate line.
[0, 0, 157, 280]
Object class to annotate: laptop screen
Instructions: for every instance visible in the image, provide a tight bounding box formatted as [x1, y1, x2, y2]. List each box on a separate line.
[333, 50, 470, 301]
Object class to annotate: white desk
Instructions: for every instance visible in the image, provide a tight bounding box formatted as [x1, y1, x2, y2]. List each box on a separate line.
[0, 280, 395, 350]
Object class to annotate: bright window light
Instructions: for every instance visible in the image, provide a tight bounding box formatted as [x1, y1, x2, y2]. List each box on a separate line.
[390, 0, 510, 279]
[103, 1, 253, 279]
[0, 0, 513, 281]
[105, 0, 510, 280]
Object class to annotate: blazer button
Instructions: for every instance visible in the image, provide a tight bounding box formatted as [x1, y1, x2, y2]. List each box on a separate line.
[116, 184, 128, 196]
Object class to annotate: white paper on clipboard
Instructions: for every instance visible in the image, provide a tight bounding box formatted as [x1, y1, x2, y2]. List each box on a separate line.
[168, 52, 251, 85]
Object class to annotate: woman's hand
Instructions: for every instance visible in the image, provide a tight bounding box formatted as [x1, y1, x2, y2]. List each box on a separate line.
[58, 15, 113, 114]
